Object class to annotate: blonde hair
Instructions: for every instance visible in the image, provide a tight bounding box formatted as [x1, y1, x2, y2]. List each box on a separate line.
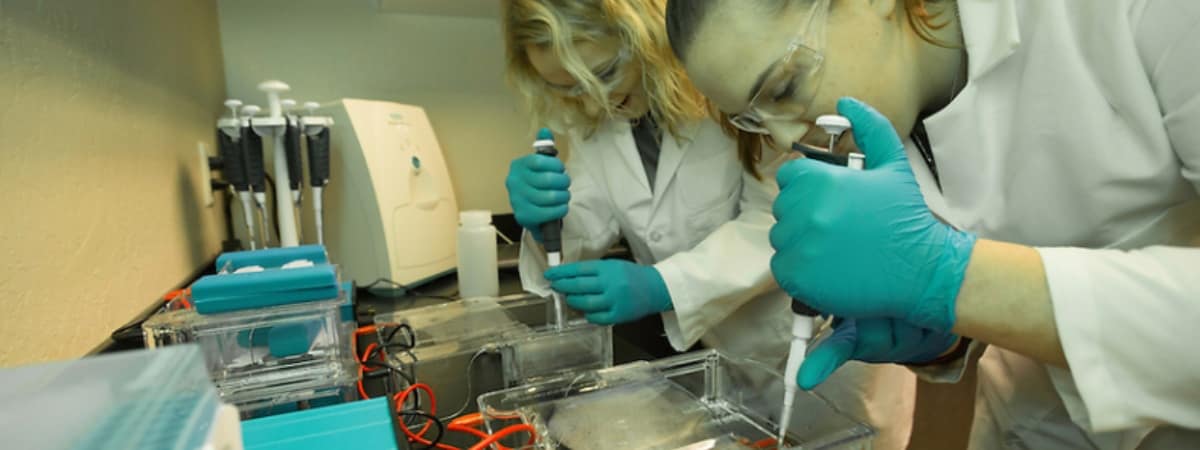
[502, 0, 708, 142]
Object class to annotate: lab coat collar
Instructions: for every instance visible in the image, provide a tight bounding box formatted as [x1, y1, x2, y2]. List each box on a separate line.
[655, 121, 698, 189]
[958, 0, 1022, 80]
[609, 120, 652, 194]
[652, 120, 700, 212]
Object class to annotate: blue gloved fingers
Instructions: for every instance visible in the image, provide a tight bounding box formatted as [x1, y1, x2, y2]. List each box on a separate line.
[770, 252, 815, 301]
[526, 169, 571, 189]
[548, 276, 604, 296]
[506, 154, 571, 233]
[516, 185, 571, 207]
[564, 294, 610, 313]
[774, 157, 838, 193]
[768, 212, 822, 257]
[836, 97, 907, 170]
[544, 261, 602, 281]
[850, 318, 895, 362]
[512, 204, 568, 230]
[797, 320, 858, 390]
[873, 319, 923, 362]
[522, 153, 566, 173]
[584, 311, 620, 325]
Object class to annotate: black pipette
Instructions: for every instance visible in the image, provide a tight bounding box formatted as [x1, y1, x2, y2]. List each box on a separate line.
[217, 100, 258, 249]
[303, 102, 332, 245]
[241, 105, 273, 247]
[532, 128, 566, 330]
[283, 100, 305, 242]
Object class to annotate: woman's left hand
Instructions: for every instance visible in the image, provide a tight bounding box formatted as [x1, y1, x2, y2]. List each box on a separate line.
[545, 259, 673, 325]
[771, 97, 977, 333]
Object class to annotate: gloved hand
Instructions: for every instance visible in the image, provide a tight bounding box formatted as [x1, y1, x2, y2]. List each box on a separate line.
[506, 153, 570, 242]
[770, 97, 977, 333]
[544, 259, 673, 325]
[797, 318, 959, 390]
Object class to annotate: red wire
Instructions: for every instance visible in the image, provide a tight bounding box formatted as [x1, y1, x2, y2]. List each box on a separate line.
[395, 383, 437, 436]
[355, 324, 393, 400]
[361, 343, 385, 372]
[468, 424, 536, 450]
[164, 288, 192, 310]
[447, 424, 490, 440]
[446, 413, 517, 450]
[357, 365, 370, 400]
[354, 326, 536, 450]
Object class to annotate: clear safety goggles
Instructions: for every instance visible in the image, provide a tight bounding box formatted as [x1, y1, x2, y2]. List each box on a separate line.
[546, 47, 632, 98]
[728, 0, 831, 135]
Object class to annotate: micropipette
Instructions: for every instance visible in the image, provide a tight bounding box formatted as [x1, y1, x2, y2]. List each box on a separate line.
[241, 104, 273, 248]
[777, 115, 856, 445]
[532, 128, 567, 330]
[282, 99, 305, 242]
[302, 101, 332, 245]
[217, 99, 259, 250]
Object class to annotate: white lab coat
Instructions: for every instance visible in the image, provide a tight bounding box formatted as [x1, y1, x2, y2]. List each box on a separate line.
[518, 118, 917, 449]
[909, 1, 1200, 449]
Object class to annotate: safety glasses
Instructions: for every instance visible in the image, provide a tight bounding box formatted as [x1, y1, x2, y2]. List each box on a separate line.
[546, 47, 632, 98]
[728, 0, 831, 135]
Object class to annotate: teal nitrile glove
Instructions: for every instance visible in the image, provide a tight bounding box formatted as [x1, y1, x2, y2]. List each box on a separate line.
[797, 318, 959, 390]
[544, 260, 673, 325]
[769, 97, 977, 333]
[506, 153, 571, 242]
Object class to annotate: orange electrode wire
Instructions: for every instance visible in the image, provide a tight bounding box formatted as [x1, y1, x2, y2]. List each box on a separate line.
[468, 424, 537, 450]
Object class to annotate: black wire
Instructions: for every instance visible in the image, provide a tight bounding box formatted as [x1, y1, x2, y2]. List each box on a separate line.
[363, 278, 458, 300]
[362, 360, 416, 387]
[362, 331, 424, 427]
[398, 410, 445, 450]
[363, 278, 412, 293]
[384, 323, 417, 350]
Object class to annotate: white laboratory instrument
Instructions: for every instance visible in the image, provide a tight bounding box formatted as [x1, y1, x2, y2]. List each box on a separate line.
[316, 99, 459, 287]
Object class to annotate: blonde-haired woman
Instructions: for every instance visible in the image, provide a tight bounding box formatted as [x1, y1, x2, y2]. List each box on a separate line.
[502, 1, 917, 448]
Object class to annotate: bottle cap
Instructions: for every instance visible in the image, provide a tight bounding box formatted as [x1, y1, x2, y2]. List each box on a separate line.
[460, 210, 492, 227]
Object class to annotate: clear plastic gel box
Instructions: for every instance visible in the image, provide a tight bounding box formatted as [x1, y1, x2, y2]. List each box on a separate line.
[477, 350, 875, 450]
[374, 294, 613, 417]
[143, 294, 352, 397]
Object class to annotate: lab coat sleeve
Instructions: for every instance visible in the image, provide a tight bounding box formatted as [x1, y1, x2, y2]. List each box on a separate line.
[1038, 247, 1200, 432]
[518, 146, 621, 297]
[1036, 12, 1200, 432]
[653, 152, 785, 351]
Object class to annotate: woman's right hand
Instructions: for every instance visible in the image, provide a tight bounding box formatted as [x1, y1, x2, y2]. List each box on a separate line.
[505, 153, 571, 242]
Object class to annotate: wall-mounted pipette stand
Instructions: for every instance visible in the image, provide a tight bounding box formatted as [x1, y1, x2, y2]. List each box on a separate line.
[206, 79, 335, 250]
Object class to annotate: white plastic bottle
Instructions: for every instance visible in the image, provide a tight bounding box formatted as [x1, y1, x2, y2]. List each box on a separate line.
[456, 210, 500, 299]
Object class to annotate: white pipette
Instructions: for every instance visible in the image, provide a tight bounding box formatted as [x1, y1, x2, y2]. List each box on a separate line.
[777, 115, 855, 446]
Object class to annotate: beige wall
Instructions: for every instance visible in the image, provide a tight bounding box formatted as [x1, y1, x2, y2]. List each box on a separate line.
[217, 0, 532, 214]
[0, 1, 228, 367]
